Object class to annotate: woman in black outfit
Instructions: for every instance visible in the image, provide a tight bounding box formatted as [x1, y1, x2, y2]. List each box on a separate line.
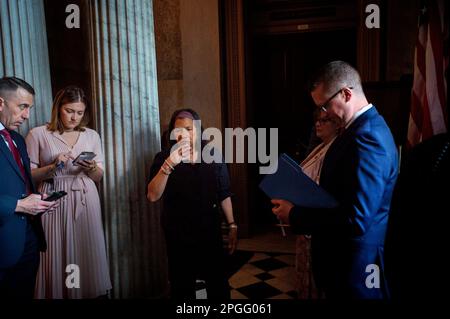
[147, 109, 237, 300]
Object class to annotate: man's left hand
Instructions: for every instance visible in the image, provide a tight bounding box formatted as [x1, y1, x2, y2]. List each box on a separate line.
[271, 199, 294, 224]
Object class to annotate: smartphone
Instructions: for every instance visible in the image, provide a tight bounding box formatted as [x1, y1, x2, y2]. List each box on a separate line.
[44, 191, 67, 202]
[72, 151, 96, 166]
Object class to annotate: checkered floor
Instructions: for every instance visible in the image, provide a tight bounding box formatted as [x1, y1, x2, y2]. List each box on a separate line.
[196, 251, 297, 299]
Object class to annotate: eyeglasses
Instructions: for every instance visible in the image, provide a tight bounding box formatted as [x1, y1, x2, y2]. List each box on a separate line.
[318, 87, 353, 112]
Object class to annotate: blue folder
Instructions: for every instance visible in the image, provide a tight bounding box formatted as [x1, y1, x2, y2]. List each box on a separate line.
[259, 153, 338, 208]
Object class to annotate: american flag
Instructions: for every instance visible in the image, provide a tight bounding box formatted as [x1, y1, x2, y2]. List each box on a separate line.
[407, 0, 449, 148]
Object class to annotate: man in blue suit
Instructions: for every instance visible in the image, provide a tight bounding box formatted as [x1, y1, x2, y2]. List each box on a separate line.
[272, 61, 399, 299]
[0, 77, 56, 298]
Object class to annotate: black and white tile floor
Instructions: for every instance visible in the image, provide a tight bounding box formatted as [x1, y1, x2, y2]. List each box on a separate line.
[195, 225, 298, 299]
[196, 251, 297, 299]
[230, 252, 297, 299]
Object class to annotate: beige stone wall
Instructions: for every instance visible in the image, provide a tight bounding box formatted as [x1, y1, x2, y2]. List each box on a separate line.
[154, 0, 222, 133]
[179, 0, 222, 130]
[153, 0, 184, 132]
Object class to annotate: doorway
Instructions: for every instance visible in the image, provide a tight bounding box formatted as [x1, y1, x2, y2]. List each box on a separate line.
[246, 29, 357, 232]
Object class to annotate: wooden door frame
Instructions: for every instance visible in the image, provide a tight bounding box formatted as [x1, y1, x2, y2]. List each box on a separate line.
[220, 0, 250, 237]
[219, 0, 382, 237]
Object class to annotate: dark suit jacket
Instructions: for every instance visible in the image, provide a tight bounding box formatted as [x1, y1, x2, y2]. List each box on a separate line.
[289, 106, 399, 299]
[385, 133, 450, 300]
[0, 129, 46, 268]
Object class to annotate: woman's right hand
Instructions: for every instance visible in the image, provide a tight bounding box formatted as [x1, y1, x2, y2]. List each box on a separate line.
[54, 152, 74, 168]
[168, 137, 191, 167]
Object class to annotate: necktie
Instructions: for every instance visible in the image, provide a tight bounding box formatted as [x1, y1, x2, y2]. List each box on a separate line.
[0, 129, 31, 194]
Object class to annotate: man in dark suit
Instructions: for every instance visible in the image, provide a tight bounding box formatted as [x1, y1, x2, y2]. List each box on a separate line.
[0, 77, 56, 298]
[272, 61, 399, 299]
[385, 133, 450, 300]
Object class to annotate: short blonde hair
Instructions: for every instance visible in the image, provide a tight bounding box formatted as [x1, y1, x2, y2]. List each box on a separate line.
[309, 61, 364, 96]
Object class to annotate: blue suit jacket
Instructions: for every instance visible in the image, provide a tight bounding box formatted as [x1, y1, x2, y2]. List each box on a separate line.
[289, 106, 399, 299]
[0, 129, 46, 268]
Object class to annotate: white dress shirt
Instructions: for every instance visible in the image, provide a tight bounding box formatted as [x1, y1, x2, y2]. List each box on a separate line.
[0, 122, 18, 149]
[345, 104, 373, 129]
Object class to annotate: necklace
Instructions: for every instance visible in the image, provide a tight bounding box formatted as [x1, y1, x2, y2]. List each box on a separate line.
[61, 130, 80, 149]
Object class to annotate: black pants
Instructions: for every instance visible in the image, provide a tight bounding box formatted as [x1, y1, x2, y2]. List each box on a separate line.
[0, 221, 40, 299]
[167, 239, 230, 300]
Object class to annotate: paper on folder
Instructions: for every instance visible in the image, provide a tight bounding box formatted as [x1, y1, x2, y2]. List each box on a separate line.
[259, 153, 338, 208]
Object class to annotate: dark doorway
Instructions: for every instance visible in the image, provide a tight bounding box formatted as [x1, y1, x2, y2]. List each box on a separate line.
[44, 0, 92, 101]
[246, 29, 357, 232]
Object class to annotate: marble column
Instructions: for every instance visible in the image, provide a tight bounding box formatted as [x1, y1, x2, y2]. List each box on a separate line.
[89, 0, 167, 298]
[0, 0, 53, 135]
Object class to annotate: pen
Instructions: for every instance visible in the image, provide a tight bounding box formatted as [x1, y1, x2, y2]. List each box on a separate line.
[277, 218, 287, 237]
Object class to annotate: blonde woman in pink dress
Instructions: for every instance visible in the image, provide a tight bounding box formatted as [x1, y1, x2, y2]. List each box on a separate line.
[25, 86, 111, 298]
[296, 110, 343, 299]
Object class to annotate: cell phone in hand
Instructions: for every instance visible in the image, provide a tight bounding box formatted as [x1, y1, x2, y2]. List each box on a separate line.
[44, 191, 67, 202]
[72, 151, 96, 166]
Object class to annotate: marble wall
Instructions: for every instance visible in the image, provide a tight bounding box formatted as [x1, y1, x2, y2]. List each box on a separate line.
[179, 0, 223, 130]
[153, 0, 223, 132]
[0, 0, 53, 135]
[153, 0, 184, 133]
